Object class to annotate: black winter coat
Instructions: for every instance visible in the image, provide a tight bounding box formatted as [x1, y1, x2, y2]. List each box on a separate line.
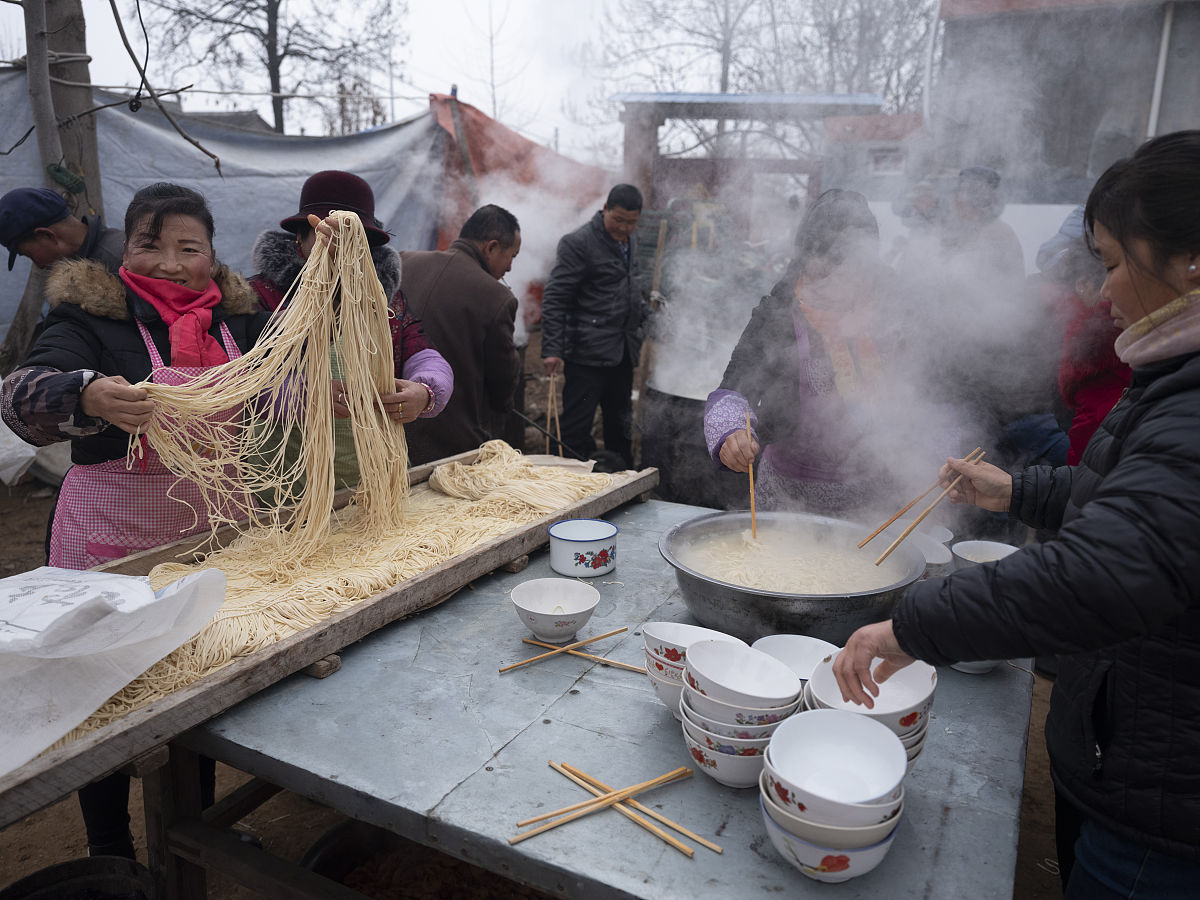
[3, 259, 269, 466]
[541, 211, 646, 367]
[894, 351, 1200, 861]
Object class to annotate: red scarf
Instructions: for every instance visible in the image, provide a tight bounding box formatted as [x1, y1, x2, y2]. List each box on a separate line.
[119, 267, 227, 367]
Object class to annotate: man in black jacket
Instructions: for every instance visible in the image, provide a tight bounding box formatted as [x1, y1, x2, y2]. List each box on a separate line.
[0, 187, 123, 275]
[541, 184, 647, 468]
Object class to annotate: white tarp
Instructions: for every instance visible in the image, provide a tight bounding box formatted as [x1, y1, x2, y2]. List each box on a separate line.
[0, 566, 226, 775]
[0, 68, 448, 341]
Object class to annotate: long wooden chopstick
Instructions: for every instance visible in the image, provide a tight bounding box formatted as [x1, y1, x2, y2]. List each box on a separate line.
[499, 627, 628, 674]
[745, 411, 757, 540]
[874, 452, 987, 567]
[559, 762, 722, 854]
[549, 762, 694, 858]
[521, 638, 646, 674]
[859, 446, 983, 548]
[510, 767, 692, 842]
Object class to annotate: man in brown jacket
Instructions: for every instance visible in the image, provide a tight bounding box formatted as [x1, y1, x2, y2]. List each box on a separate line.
[401, 205, 522, 465]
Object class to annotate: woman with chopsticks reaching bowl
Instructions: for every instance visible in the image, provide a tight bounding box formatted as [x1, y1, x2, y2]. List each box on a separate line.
[703, 189, 889, 513]
[834, 131, 1200, 898]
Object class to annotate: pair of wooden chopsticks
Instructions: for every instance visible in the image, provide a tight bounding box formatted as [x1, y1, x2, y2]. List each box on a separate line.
[545, 374, 563, 457]
[863, 447, 985, 567]
[510, 765, 694, 847]
[745, 411, 757, 540]
[499, 627, 628, 674]
[521, 638, 645, 674]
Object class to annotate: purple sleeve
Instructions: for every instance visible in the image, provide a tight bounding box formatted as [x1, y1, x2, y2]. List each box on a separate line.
[401, 348, 454, 418]
[704, 388, 757, 469]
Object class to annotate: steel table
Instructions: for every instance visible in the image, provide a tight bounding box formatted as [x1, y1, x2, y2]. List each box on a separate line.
[161, 499, 1033, 898]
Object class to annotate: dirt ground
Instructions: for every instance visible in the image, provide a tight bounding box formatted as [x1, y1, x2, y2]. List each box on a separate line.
[0, 335, 1063, 896]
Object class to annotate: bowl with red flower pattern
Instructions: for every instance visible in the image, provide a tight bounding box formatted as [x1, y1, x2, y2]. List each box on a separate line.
[764, 710, 906, 825]
[683, 640, 803, 709]
[509, 578, 600, 643]
[682, 683, 801, 727]
[643, 648, 684, 681]
[679, 690, 781, 739]
[548, 518, 618, 577]
[678, 697, 770, 755]
[899, 718, 929, 749]
[759, 795, 898, 883]
[759, 770, 903, 850]
[646, 666, 684, 719]
[681, 727, 763, 788]
[641, 621, 746, 665]
[808, 651, 937, 736]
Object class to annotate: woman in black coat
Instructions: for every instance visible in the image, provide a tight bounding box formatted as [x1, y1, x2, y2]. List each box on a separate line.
[835, 132, 1200, 898]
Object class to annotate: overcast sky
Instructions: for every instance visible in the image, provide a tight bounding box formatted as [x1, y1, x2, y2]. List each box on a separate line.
[0, 0, 612, 162]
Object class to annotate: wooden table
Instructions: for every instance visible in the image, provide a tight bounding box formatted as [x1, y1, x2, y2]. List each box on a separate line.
[150, 499, 1034, 898]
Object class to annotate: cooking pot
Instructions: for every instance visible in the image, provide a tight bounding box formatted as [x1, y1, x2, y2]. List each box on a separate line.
[658, 511, 926, 644]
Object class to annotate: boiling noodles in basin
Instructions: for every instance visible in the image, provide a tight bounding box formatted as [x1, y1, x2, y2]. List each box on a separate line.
[674, 526, 905, 594]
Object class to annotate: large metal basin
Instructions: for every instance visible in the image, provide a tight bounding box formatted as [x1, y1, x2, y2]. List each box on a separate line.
[658, 510, 927, 645]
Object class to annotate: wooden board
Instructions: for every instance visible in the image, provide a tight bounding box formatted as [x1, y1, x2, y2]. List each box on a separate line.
[0, 461, 658, 829]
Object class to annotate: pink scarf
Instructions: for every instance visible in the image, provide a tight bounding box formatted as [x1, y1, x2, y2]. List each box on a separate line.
[119, 267, 227, 367]
[1114, 289, 1200, 367]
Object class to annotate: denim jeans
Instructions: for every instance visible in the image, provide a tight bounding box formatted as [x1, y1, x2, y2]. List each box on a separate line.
[1065, 818, 1200, 899]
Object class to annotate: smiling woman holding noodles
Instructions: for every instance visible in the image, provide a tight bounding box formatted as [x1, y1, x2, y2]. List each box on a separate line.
[834, 131, 1200, 898]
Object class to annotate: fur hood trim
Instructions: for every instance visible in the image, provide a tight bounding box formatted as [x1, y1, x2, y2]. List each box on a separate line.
[44, 259, 258, 320]
[251, 229, 402, 299]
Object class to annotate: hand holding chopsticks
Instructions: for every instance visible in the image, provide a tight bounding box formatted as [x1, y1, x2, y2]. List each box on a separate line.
[859, 447, 983, 549]
[873, 451, 987, 567]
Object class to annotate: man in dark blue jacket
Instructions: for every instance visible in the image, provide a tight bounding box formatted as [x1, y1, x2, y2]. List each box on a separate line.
[541, 184, 647, 468]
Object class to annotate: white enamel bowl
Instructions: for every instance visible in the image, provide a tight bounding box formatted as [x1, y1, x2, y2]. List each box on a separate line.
[763, 749, 905, 827]
[643, 648, 684, 682]
[641, 621, 746, 665]
[548, 518, 618, 577]
[951, 659, 1002, 675]
[950, 539, 1019, 569]
[899, 718, 929, 749]
[760, 795, 897, 883]
[750, 634, 839, 682]
[766, 710, 907, 822]
[683, 640, 803, 709]
[682, 683, 801, 727]
[808, 651, 937, 736]
[759, 770, 903, 850]
[509, 578, 600, 643]
[678, 697, 770, 755]
[646, 667, 683, 719]
[679, 690, 780, 739]
[682, 728, 763, 788]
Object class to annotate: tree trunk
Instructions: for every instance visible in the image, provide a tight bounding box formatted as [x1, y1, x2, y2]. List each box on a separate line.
[267, 0, 284, 132]
[47, 0, 104, 214]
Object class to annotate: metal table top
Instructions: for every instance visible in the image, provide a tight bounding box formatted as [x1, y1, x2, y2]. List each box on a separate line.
[182, 499, 1032, 898]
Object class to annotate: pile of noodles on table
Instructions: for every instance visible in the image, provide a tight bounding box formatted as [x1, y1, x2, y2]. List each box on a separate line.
[59, 212, 612, 740]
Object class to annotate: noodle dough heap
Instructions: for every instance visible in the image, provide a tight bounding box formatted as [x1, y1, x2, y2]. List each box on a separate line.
[60, 213, 613, 739]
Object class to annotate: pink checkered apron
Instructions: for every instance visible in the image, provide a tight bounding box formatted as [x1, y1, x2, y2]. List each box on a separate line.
[48, 320, 243, 570]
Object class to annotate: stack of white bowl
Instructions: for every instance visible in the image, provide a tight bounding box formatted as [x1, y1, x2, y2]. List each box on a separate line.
[678, 640, 803, 788]
[751, 634, 839, 681]
[760, 709, 907, 883]
[804, 650, 937, 773]
[640, 622, 746, 717]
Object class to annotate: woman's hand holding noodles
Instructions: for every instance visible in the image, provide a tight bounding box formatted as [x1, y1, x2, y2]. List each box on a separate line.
[80, 376, 154, 434]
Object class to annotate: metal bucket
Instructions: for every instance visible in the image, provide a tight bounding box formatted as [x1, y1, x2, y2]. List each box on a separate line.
[658, 510, 926, 645]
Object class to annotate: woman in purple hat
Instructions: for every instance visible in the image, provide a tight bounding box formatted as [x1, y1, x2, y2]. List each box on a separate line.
[248, 170, 453, 489]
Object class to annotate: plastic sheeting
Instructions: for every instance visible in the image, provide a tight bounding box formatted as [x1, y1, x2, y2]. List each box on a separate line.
[0, 68, 447, 341]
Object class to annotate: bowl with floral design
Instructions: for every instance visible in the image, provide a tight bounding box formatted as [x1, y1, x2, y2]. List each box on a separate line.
[509, 577, 600, 643]
[681, 682, 800, 727]
[678, 697, 770, 755]
[681, 727, 763, 788]
[683, 640, 803, 709]
[643, 648, 685, 681]
[759, 795, 898, 883]
[678, 690, 781, 739]
[759, 770, 903, 850]
[899, 718, 929, 749]
[641, 621, 746, 665]
[763, 748, 905, 828]
[646, 667, 684, 719]
[548, 518, 618, 577]
[765, 710, 906, 825]
[808, 651, 937, 736]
